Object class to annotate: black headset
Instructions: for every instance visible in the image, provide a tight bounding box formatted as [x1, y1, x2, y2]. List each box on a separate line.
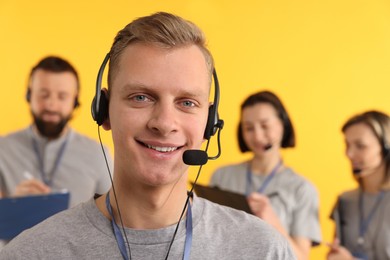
[26, 88, 80, 109]
[380, 124, 390, 157]
[370, 113, 390, 158]
[91, 53, 223, 140]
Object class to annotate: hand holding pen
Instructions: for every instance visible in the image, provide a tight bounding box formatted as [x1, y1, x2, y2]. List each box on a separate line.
[12, 171, 51, 197]
[247, 191, 291, 239]
[247, 192, 279, 222]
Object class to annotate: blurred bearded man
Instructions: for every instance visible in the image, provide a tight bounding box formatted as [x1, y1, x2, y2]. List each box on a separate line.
[0, 56, 112, 208]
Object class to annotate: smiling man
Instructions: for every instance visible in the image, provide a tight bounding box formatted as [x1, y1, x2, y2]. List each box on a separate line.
[1, 13, 295, 259]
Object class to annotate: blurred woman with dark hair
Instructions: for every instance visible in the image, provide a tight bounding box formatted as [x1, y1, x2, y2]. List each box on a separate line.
[210, 90, 321, 260]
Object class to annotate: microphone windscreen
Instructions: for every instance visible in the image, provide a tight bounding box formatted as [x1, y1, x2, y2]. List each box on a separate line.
[183, 150, 208, 166]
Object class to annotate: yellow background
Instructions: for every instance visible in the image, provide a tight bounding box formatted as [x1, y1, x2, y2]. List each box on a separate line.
[2, 1, 390, 259]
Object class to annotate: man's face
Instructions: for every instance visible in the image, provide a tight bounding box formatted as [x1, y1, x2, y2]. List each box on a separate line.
[105, 43, 210, 187]
[29, 69, 78, 138]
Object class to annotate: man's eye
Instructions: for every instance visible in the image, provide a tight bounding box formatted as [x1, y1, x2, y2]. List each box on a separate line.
[134, 95, 148, 102]
[182, 100, 194, 107]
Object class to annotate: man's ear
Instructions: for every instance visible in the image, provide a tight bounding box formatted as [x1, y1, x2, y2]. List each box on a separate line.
[102, 117, 111, 130]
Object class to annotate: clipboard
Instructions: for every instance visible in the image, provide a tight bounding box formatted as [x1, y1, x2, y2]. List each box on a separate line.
[192, 183, 253, 214]
[0, 191, 70, 240]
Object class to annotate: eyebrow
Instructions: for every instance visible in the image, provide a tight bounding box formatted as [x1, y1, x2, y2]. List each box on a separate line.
[119, 83, 207, 99]
[118, 83, 148, 93]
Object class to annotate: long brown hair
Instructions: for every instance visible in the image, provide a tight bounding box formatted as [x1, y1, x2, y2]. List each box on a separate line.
[342, 110, 390, 189]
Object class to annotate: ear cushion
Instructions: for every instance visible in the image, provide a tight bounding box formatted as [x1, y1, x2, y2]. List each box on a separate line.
[26, 89, 31, 102]
[204, 105, 217, 140]
[383, 142, 390, 157]
[91, 90, 108, 126]
[74, 97, 80, 109]
[380, 125, 390, 157]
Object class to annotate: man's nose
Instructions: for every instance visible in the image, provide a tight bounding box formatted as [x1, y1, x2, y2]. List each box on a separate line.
[147, 104, 178, 136]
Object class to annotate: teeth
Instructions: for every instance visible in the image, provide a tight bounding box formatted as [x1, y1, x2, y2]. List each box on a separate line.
[147, 144, 178, 152]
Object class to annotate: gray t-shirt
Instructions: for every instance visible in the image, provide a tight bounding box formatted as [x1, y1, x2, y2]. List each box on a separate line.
[0, 196, 296, 259]
[0, 127, 112, 207]
[210, 161, 321, 245]
[331, 189, 390, 259]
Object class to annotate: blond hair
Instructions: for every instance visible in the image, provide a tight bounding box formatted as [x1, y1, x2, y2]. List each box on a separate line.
[107, 12, 214, 89]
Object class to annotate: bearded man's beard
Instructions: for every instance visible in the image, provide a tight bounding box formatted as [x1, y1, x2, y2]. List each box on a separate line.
[32, 111, 72, 138]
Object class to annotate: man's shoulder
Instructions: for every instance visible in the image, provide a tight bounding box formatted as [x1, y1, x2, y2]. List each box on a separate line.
[196, 197, 284, 238]
[195, 198, 296, 258]
[0, 128, 30, 154]
[68, 129, 108, 151]
[17, 201, 87, 234]
[70, 130, 99, 144]
[0, 128, 29, 143]
[0, 201, 93, 257]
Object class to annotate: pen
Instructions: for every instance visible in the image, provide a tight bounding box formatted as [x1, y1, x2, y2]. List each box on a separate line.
[22, 171, 68, 194]
[266, 192, 279, 198]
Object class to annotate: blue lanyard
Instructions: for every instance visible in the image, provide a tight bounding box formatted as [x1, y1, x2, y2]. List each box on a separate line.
[246, 160, 282, 196]
[31, 130, 70, 186]
[357, 190, 385, 245]
[105, 193, 193, 260]
[183, 202, 193, 260]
